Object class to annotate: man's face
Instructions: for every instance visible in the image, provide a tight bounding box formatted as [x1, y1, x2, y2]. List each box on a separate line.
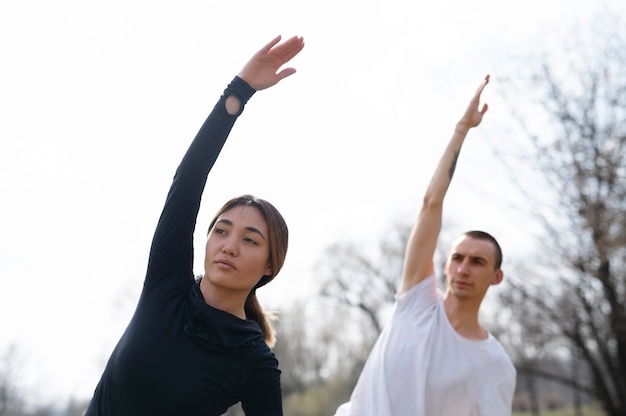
[444, 235, 503, 301]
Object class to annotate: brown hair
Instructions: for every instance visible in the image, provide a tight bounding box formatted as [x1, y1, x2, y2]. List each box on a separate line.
[208, 195, 288, 347]
[462, 230, 503, 270]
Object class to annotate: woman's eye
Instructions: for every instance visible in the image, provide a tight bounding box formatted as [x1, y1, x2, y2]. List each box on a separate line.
[244, 237, 258, 245]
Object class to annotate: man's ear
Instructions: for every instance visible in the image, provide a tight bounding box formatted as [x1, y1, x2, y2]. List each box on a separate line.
[491, 269, 504, 286]
[443, 259, 450, 277]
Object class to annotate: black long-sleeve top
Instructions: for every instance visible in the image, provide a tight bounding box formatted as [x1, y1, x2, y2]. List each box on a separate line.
[84, 77, 283, 416]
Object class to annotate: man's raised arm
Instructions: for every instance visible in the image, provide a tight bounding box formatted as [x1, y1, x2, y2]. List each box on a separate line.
[399, 75, 490, 294]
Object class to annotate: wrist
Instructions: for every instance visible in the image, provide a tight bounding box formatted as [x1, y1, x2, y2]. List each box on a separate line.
[227, 76, 256, 103]
[454, 123, 471, 135]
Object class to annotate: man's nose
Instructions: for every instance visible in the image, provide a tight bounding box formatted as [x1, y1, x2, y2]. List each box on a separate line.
[456, 260, 469, 275]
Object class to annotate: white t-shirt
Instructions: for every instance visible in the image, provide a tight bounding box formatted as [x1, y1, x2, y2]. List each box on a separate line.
[335, 275, 516, 416]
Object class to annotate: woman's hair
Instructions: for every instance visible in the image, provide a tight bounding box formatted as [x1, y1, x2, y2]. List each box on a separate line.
[207, 194, 289, 347]
[462, 230, 503, 270]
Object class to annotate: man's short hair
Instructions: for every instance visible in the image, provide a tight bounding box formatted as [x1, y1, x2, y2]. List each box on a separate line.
[462, 230, 503, 269]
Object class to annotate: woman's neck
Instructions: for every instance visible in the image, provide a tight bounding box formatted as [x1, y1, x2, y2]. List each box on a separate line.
[199, 278, 247, 319]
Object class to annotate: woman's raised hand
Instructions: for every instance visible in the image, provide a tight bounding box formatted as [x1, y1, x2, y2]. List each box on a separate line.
[238, 35, 305, 91]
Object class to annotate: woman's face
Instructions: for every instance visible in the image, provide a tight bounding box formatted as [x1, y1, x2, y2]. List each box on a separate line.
[204, 205, 272, 292]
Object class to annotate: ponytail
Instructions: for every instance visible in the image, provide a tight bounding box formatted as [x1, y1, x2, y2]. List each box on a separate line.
[245, 292, 277, 347]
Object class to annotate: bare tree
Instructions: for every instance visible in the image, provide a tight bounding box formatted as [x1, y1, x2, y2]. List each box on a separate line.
[273, 302, 332, 396]
[495, 12, 626, 416]
[0, 345, 25, 416]
[276, 300, 373, 416]
[318, 222, 410, 334]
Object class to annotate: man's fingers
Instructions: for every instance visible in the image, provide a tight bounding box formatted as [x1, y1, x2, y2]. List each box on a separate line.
[476, 76, 489, 96]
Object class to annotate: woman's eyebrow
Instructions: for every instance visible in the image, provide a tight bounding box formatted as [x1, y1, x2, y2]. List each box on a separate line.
[244, 226, 266, 240]
[216, 218, 266, 240]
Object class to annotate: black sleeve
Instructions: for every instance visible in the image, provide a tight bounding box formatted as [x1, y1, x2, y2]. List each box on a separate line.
[144, 76, 256, 290]
[241, 360, 283, 416]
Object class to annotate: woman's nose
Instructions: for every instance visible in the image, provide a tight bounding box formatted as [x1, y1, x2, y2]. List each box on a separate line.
[222, 238, 238, 256]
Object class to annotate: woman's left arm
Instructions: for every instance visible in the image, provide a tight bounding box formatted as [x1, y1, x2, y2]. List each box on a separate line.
[144, 35, 305, 290]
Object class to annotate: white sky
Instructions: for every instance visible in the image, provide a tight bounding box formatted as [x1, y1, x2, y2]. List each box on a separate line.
[0, 0, 623, 406]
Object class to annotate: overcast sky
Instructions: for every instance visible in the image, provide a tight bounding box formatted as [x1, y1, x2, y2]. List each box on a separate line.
[1, 0, 623, 405]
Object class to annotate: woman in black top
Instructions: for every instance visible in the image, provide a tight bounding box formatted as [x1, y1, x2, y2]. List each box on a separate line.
[84, 34, 305, 416]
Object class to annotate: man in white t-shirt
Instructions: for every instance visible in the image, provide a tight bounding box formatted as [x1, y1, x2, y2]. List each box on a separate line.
[335, 75, 516, 416]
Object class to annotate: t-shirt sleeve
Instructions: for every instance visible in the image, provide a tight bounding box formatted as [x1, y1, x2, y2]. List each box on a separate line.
[395, 274, 442, 318]
[144, 77, 256, 290]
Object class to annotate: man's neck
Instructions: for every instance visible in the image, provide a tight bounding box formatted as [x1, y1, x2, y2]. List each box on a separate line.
[443, 293, 487, 340]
